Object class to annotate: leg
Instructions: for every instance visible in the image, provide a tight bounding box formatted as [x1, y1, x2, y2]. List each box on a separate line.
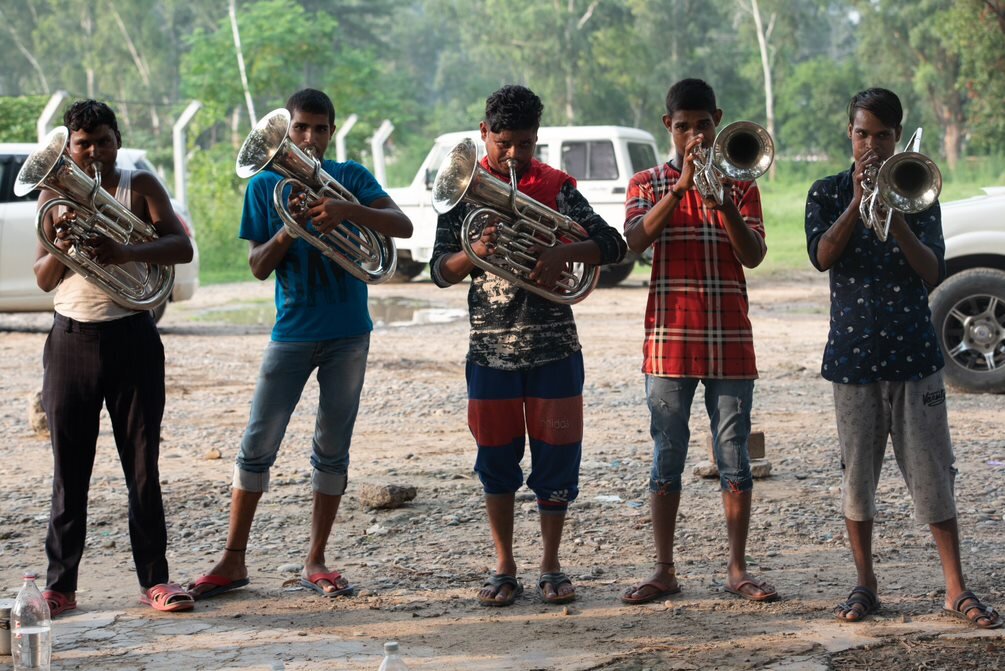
[41, 318, 103, 598]
[623, 376, 696, 604]
[525, 353, 584, 603]
[832, 381, 889, 619]
[190, 341, 314, 598]
[104, 315, 169, 591]
[932, 517, 1002, 628]
[300, 334, 369, 595]
[467, 361, 526, 605]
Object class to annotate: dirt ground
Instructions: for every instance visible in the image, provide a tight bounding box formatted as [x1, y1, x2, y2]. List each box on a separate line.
[0, 272, 1003, 670]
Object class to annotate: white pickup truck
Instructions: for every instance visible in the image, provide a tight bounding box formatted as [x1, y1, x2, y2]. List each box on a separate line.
[929, 186, 1005, 393]
[386, 125, 661, 285]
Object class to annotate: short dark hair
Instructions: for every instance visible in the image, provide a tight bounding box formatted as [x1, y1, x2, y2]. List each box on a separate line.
[286, 88, 336, 126]
[484, 85, 543, 133]
[665, 79, 717, 116]
[847, 88, 903, 129]
[64, 100, 120, 142]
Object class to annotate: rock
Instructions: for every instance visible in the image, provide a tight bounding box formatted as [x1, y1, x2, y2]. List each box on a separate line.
[203, 447, 223, 460]
[693, 460, 719, 478]
[357, 484, 417, 510]
[27, 391, 48, 437]
[277, 563, 302, 573]
[751, 459, 773, 479]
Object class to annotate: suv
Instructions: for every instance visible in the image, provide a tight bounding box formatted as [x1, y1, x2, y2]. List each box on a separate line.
[0, 143, 199, 322]
[386, 126, 660, 285]
[929, 186, 1005, 393]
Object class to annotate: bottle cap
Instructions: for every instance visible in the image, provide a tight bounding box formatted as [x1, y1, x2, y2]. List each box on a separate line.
[384, 641, 399, 654]
[22, 572, 38, 581]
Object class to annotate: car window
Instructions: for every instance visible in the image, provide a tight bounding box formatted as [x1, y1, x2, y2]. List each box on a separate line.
[1, 155, 38, 202]
[628, 142, 658, 174]
[535, 144, 549, 165]
[561, 141, 618, 180]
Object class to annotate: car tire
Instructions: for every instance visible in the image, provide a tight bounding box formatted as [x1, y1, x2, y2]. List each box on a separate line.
[150, 301, 168, 325]
[929, 267, 1005, 393]
[389, 259, 425, 283]
[598, 259, 635, 287]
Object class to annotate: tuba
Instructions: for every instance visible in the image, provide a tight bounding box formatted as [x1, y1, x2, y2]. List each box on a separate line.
[431, 138, 598, 305]
[14, 127, 175, 311]
[859, 127, 941, 242]
[692, 121, 775, 207]
[236, 108, 397, 284]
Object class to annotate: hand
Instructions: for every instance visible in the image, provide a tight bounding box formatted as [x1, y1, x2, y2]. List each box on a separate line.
[304, 198, 357, 235]
[676, 134, 705, 192]
[287, 189, 311, 226]
[853, 149, 882, 207]
[84, 235, 132, 265]
[529, 244, 572, 288]
[52, 211, 77, 252]
[469, 225, 497, 258]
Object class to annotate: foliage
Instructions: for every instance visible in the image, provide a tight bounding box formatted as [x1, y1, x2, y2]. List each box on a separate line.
[0, 96, 49, 142]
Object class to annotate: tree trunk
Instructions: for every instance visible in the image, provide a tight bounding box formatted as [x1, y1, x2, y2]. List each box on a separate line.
[230, 0, 257, 126]
[749, 0, 776, 179]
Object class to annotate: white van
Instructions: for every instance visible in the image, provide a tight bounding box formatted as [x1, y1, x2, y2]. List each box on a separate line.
[386, 126, 661, 285]
[0, 143, 200, 322]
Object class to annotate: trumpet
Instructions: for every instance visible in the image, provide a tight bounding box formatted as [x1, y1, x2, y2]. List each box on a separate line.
[14, 127, 174, 311]
[859, 128, 941, 242]
[235, 108, 397, 284]
[692, 121, 774, 207]
[431, 138, 599, 305]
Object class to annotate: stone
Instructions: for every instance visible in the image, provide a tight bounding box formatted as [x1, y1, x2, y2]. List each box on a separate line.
[751, 459, 773, 479]
[203, 447, 223, 460]
[27, 390, 48, 437]
[693, 460, 719, 478]
[357, 483, 418, 510]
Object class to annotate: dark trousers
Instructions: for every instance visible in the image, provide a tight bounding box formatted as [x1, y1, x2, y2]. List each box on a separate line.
[42, 311, 168, 593]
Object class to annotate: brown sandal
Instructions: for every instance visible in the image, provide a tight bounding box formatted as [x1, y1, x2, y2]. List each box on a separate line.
[945, 591, 1003, 629]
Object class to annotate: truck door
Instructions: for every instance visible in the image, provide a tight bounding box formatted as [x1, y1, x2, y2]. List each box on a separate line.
[0, 154, 48, 306]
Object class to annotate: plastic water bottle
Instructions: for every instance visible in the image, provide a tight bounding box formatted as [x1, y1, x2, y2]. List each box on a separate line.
[12, 572, 51, 671]
[377, 641, 409, 671]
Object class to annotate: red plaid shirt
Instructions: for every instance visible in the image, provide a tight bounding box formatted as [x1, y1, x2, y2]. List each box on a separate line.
[625, 163, 764, 379]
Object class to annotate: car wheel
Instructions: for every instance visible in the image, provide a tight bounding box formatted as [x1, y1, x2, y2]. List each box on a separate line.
[598, 259, 635, 287]
[929, 267, 1005, 393]
[150, 301, 168, 324]
[389, 259, 425, 283]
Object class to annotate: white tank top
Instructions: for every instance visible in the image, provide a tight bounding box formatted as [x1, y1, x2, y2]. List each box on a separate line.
[53, 169, 144, 322]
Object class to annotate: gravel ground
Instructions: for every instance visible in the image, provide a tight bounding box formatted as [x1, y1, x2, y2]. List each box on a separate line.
[0, 272, 1002, 670]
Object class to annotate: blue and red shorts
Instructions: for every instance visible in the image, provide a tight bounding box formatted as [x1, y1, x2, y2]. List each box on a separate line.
[466, 352, 584, 514]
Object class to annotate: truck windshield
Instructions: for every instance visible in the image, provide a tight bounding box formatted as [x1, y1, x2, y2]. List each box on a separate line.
[561, 141, 618, 180]
[628, 142, 658, 173]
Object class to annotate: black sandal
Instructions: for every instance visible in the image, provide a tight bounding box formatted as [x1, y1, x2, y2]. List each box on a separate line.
[945, 590, 1003, 629]
[834, 586, 879, 622]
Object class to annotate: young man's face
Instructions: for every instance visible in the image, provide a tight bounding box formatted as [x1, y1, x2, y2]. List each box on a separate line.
[662, 108, 723, 161]
[848, 109, 902, 164]
[288, 109, 333, 159]
[479, 122, 537, 177]
[66, 124, 120, 178]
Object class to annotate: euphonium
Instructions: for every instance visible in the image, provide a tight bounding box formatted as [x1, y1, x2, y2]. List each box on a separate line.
[859, 127, 942, 242]
[431, 138, 599, 305]
[14, 126, 175, 311]
[692, 121, 774, 207]
[236, 108, 397, 284]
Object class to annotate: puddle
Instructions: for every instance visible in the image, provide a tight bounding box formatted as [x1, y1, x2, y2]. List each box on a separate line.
[190, 297, 466, 329]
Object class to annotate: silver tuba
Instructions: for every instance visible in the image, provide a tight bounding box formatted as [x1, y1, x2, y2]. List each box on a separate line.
[692, 121, 775, 207]
[431, 138, 598, 305]
[236, 108, 397, 284]
[14, 127, 175, 311]
[859, 127, 942, 242]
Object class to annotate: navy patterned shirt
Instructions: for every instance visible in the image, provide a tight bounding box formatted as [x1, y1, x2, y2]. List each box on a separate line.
[805, 165, 946, 384]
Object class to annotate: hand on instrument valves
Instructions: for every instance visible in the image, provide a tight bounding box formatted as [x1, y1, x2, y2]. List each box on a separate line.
[469, 224, 498, 259]
[529, 244, 572, 289]
[86, 235, 132, 265]
[853, 148, 882, 210]
[678, 134, 703, 193]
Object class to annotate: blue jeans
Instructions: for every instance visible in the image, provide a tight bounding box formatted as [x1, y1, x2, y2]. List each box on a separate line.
[646, 376, 755, 493]
[234, 333, 370, 496]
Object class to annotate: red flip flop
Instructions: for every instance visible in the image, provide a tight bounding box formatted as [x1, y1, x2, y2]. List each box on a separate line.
[43, 590, 77, 617]
[140, 583, 195, 612]
[187, 574, 250, 601]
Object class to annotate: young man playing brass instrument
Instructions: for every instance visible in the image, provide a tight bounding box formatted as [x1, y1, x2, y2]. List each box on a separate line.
[621, 78, 776, 605]
[33, 99, 195, 614]
[430, 84, 626, 606]
[805, 87, 1001, 628]
[188, 88, 412, 600]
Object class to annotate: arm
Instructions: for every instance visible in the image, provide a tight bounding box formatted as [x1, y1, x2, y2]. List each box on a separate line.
[88, 171, 193, 266]
[33, 190, 71, 292]
[429, 205, 495, 287]
[887, 210, 942, 286]
[714, 185, 766, 269]
[625, 135, 703, 253]
[303, 195, 413, 239]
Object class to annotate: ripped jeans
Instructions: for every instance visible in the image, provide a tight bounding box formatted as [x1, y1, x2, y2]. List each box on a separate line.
[646, 376, 755, 494]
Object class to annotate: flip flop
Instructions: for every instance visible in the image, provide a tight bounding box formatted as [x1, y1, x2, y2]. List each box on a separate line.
[725, 578, 779, 602]
[140, 583, 195, 612]
[538, 572, 576, 605]
[834, 586, 880, 622]
[42, 590, 77, 618]
[478, 574, 523, 607]
[188, 574, 250, 601]
[621, 578, 681, 605]
[299, 571, 353, 598]
[944, 590, 1003, 629]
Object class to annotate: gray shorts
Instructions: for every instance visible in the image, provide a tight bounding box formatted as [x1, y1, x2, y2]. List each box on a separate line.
[833, 371, 957, 524]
